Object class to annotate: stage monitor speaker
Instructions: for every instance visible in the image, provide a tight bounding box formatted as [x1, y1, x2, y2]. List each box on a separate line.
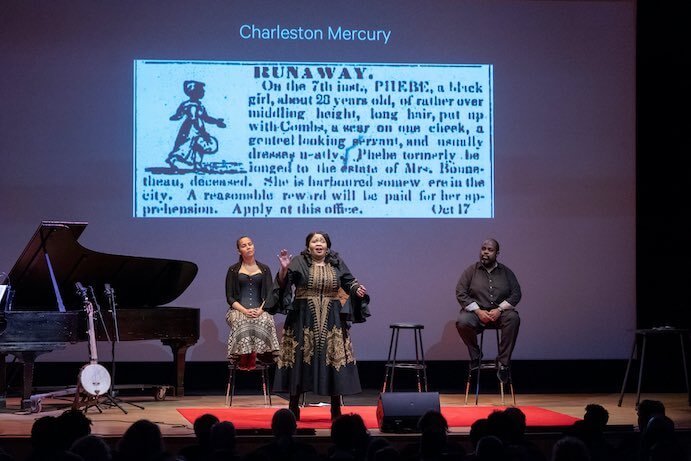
[376, 391, 440, 433]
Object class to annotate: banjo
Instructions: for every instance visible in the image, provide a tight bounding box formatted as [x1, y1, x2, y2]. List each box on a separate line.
[76, 283, 111, 396]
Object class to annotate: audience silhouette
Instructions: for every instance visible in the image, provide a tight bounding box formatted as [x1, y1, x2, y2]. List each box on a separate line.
[641, 414, 687, 461]
[16, 400, 689, 461]
[25, 415, 82, 461]
[464, 418, 490, 460]
[113, 418, 174, 461]
[208, 420, 240, 461]
[0, 447, 14, 461]
[501, 406, 546, 461]
[177, 413, 220, 461]
[562, 404, 615, 461]
[56, 410, 93, 453]
[635, 399, 666, 431]
[245, 408, 319, 461]
[399, 410, 465, 461]
[550, 436, 590, 461]
[617, 399, 666, 461]
[365, 437, 394, 461]
[474, 435, 504, 461]
[69, 435, 112, 461]
[371, 446, 400, 461]
[327, 413, 373, 461]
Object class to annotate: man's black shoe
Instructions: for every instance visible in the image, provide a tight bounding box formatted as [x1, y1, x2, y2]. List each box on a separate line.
[497, 365, 510, 384]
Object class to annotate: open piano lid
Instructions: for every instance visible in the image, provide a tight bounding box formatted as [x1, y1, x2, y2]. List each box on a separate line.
[4, 221, 198, 310]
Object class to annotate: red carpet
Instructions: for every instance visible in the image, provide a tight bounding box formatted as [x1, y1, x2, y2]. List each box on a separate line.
[177, 405, 579, 430]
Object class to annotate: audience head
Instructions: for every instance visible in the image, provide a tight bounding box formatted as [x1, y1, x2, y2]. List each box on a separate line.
[373, 446, 400, 461]
[57, 409, 93, 450]
[551, 436, 590, 461]
[330, 413, 369, 451]
[70, 434, 112, 461]
[193, 413, 220, 445]
[29, 415, 85, 460]
[366, 437, 392, 461]
[469, 418, 491, 449]
[417, 409, 449, 433]
[643, 414, 675, 445]
[476, 435, 504, 460]
[644, 415, 688, 461]
[486, 409, 513, 443]
[502, 406, 527, 443]
[419, 427, 447, 458]
[636, 399, 665, 431]
[116, 419, 164, 461]
[271, 408, 298, 438]
[30, 415, 59, 450]
[582, 404, 609, 430]
[0, 447, 14, 461]
[209, 421, 237, 454]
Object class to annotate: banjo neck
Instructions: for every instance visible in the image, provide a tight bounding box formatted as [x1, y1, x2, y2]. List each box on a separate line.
[85, 300, 99, 364]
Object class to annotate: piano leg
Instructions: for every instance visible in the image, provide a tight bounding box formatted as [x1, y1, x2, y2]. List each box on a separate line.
[0, 351, 40, 410]
[162, 339, 192, 397]
[1, 344, 72, 410]
[15, 351, 42, 410]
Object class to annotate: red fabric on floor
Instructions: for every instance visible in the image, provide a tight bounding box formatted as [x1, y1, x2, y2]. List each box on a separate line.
[177, 405, 579, 430]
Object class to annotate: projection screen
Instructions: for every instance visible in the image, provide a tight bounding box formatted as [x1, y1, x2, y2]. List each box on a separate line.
[0, 0, 636, 363]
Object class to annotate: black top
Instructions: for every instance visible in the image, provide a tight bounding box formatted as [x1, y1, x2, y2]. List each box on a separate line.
[225, 260, 273, 309]
[456, 261, 521, 310]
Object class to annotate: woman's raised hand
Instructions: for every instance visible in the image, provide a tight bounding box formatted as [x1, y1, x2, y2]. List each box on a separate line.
[277, 249, 292, 270]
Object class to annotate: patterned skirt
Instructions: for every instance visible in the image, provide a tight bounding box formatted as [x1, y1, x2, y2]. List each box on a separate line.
[226, 309, 280, 364]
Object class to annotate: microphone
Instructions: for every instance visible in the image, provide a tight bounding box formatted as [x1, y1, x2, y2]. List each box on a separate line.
[75, 281, 88, 298]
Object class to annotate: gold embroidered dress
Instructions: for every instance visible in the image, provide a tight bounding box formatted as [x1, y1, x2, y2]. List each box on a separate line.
[269, 252, 370, 396]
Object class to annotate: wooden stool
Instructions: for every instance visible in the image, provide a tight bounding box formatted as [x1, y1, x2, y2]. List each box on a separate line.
[382, 323, 428, 392]
[465, 328, 516, 405]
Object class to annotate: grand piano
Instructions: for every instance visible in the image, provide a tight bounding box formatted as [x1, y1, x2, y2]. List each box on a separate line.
[0, 221, 200, 409]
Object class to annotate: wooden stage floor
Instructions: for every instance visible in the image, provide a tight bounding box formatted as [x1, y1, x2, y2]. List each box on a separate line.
[1, 390, 690, 459]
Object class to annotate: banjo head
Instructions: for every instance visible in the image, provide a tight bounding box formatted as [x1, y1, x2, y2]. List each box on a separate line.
[79, 364, 111, 396]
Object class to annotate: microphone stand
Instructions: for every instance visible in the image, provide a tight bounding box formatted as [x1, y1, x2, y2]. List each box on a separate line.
[81, 285, 132, 414]
[103, 284, 144, 411]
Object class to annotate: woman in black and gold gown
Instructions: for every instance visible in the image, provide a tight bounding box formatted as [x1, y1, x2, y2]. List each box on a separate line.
[270, 231, 370, 420]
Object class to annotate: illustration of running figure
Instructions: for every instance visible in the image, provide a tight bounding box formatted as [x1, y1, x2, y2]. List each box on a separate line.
[166, 80, 226, 170]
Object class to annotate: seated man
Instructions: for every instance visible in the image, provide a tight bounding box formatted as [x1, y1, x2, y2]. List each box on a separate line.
[455, 238, 521, 383]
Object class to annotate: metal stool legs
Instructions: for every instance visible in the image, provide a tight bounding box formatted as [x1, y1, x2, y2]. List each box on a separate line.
[618, 328, 690, 407]
[464, 329, 516, 405]
[225, 362, 272, 407]
[382, 323, 428, 393]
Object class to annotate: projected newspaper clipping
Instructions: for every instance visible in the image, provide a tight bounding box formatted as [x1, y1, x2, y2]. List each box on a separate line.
[134, 60, 494, 218]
